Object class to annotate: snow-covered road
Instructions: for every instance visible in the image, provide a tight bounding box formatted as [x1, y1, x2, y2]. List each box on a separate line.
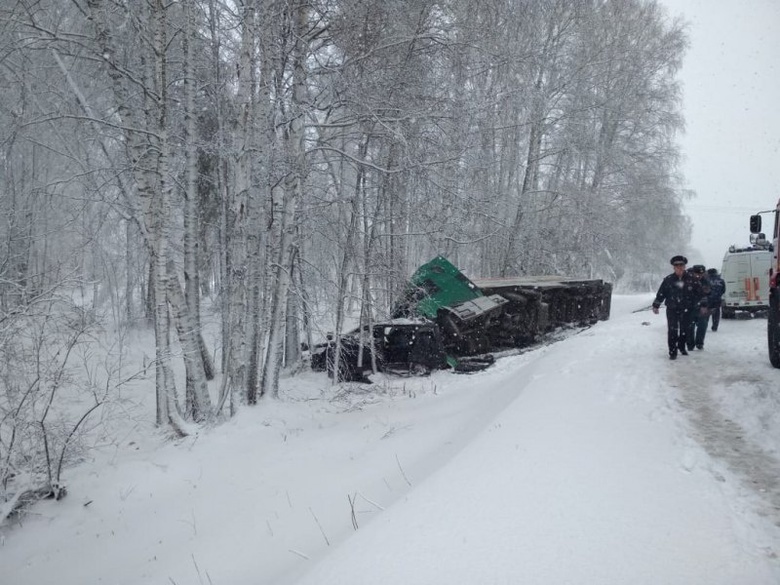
[286, 295, 780, 584]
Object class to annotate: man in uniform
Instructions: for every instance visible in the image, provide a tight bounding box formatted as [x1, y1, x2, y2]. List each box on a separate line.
[651, 255, 706, 360]
[706, 267, 726, 331]
[687, 265, 711, 350]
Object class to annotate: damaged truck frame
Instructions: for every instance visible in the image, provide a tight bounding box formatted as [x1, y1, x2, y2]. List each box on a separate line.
[311, 256, 612, 381]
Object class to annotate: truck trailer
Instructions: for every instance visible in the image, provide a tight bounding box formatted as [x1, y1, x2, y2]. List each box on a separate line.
[312, 256, 612, 380]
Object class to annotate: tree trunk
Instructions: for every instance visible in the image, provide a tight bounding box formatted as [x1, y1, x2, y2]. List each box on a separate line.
[225, 0, 257, 404]
[166, 265, 213, 421]
[182, 0, 215, 392]
[261, 2, 307, 398]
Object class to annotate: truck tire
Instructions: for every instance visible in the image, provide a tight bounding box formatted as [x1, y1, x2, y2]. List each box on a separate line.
[768, 294, 780, 368]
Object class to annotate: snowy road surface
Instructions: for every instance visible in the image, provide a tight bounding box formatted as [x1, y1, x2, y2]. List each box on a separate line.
[286, 296, 780, 585]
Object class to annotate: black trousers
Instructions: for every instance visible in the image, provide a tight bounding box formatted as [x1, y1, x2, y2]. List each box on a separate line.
[688, 309, 708, 348]
[666, 307, 691, 353]
[710, 305, 721, 331]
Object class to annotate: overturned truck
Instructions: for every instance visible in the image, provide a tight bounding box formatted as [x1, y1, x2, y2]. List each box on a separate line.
[312, 256, 612, 380]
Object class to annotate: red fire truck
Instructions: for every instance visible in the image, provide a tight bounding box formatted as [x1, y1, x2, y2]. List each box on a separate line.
[749, 209, 780, 366]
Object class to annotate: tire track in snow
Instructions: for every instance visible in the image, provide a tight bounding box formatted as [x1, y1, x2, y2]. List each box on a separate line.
[671, 362, 780, 527]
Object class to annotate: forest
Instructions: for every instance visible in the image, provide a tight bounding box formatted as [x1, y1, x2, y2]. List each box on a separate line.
[0, 0, 690, 510]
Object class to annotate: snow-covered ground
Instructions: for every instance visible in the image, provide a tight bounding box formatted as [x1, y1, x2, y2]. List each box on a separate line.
[3, 294, 780, 584]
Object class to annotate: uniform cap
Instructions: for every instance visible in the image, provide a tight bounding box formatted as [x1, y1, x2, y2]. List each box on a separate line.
[707, 268, 718, 276]
[692, 264, 706, 274]
[670, 255, 687, 265]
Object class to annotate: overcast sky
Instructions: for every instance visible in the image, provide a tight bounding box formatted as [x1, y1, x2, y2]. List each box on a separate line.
[659, 0, 780, 269]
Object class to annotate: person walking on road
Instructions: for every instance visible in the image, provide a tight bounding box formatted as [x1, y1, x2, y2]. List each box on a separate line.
[652, 255, 706, 360]
[687, 265, 711, 350]
[706, 267, 726, 331]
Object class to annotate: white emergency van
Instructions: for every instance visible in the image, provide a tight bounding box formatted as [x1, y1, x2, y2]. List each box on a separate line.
[720, 244, 772, 318]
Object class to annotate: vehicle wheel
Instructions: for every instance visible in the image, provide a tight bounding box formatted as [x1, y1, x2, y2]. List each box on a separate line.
[768, 296, 780, 368]
[721, 308, 735, 319]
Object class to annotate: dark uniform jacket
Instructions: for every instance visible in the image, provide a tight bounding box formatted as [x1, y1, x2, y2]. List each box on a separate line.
[652, 271, 706, 312]
[707, 275, 726, 308]
[695, 275, 711, 309]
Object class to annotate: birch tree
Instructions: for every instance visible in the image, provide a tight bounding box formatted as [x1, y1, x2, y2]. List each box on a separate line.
[80, 0, 213, 429]
[260, 1, 309, 397]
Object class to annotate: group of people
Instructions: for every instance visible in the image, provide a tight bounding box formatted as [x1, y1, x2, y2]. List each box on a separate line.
[651, 255, 726, 360]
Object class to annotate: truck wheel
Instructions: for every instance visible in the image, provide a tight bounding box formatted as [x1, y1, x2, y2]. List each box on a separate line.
[721, 308, 735, 319]
[768, 297, 780, 368]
